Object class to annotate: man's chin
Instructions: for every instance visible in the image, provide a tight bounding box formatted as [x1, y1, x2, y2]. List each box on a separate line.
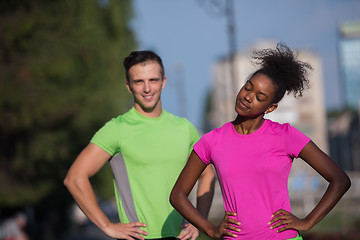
[143, 107, 155, 113]
[141, 104, 157, 113]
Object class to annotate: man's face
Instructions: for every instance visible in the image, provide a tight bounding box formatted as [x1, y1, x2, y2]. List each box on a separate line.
[126, 61, 166, 117]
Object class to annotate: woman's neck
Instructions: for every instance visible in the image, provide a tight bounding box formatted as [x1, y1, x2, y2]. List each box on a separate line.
[232, 115, 265, 135]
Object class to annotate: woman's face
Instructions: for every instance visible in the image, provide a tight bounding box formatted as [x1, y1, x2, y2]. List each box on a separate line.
[235, 73, 278, 118]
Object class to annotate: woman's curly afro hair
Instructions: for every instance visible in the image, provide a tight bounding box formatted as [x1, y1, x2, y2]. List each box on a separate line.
[251, 42, 313, 103]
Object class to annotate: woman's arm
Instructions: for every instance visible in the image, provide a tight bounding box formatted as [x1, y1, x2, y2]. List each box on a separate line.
[269, 140, 351, 232]
[170, 151, 240, 238]
[177, 165, 216, 240]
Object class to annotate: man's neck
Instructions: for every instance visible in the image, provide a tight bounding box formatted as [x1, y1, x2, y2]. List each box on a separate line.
[133, 105, 163, 118]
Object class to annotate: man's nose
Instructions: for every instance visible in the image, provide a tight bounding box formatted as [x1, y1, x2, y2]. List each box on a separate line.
[144, 81, 150, 93]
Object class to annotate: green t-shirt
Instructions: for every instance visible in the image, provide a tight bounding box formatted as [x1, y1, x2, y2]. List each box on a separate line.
[91, 107, 200, 239]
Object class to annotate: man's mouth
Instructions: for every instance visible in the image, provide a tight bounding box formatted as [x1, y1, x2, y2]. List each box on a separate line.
[143, 95, 153, 100]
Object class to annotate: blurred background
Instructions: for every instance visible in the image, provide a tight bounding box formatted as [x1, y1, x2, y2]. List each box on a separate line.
[0, 0, 359, 239]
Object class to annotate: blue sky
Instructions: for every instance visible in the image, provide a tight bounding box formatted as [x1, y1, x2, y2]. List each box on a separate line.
[131, 0, 360, 131]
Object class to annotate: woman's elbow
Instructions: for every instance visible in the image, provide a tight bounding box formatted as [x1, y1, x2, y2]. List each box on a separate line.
[169, 188, 178, 208]
[342, 172, 351, 192]
[335, 171, 351, 194]
[170, 187, 185, 210]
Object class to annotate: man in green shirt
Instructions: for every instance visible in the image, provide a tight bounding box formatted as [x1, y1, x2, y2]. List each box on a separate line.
[64, 50, 215, 240]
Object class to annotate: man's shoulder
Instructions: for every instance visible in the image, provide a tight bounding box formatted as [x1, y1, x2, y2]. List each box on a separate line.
[107, 108, 135, 124]
[163, 110, 192, 125]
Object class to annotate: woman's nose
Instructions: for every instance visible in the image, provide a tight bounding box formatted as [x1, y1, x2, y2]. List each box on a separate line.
[244, 93, 252, 102]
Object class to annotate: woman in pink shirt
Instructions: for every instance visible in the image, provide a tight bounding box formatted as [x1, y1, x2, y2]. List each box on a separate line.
[170, 43, 351, 240]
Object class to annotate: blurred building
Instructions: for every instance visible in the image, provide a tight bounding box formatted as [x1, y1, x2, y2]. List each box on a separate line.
[328, 20, 360, 172]
[328, 111, 360, 172]
[338, 20, 360, 110]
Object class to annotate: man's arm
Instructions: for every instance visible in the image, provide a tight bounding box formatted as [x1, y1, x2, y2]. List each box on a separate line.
[64, 143, 148, 240]
[196, 165, 215, 219]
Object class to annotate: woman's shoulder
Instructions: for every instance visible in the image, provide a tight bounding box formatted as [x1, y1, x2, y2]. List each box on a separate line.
[202, 122, 234, 144]
[265, 119, 293, 133]
[207, 122, 233, 135]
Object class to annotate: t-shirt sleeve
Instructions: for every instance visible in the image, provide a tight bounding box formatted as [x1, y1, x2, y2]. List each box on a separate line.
[283, 123, 311, 158]
[186, 120, 200, 154]
[193, 131, 213, 165]
[90, 119, 119, 156]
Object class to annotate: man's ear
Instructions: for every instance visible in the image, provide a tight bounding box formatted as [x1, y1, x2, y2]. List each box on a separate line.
[125, 81, 132, 94]
[265, 103, 278, 114]
[161, 76, 167, 90]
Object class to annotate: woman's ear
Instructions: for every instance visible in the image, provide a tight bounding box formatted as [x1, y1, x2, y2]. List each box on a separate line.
[265, 103, 278, 114]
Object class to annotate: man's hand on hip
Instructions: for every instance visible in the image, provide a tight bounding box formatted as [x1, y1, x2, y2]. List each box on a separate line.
[178, 222, 199, 240]
[103, 222, 148, 240]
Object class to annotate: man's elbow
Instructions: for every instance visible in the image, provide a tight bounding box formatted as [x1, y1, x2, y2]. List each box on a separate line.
[63, 172, 78, 191]
[63, 173, 72, 189]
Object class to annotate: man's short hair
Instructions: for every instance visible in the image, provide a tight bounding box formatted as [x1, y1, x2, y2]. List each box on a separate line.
[123, 50, 165, 82]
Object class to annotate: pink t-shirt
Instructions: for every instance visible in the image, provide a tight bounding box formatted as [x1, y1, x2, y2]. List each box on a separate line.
[194, 119, 310, 240]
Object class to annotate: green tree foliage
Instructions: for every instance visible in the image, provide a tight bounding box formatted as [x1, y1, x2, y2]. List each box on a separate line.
[0, 0, 136, 207]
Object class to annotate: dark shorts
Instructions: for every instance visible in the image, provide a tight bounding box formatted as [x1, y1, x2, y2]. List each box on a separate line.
[118, 238, 177, 240]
